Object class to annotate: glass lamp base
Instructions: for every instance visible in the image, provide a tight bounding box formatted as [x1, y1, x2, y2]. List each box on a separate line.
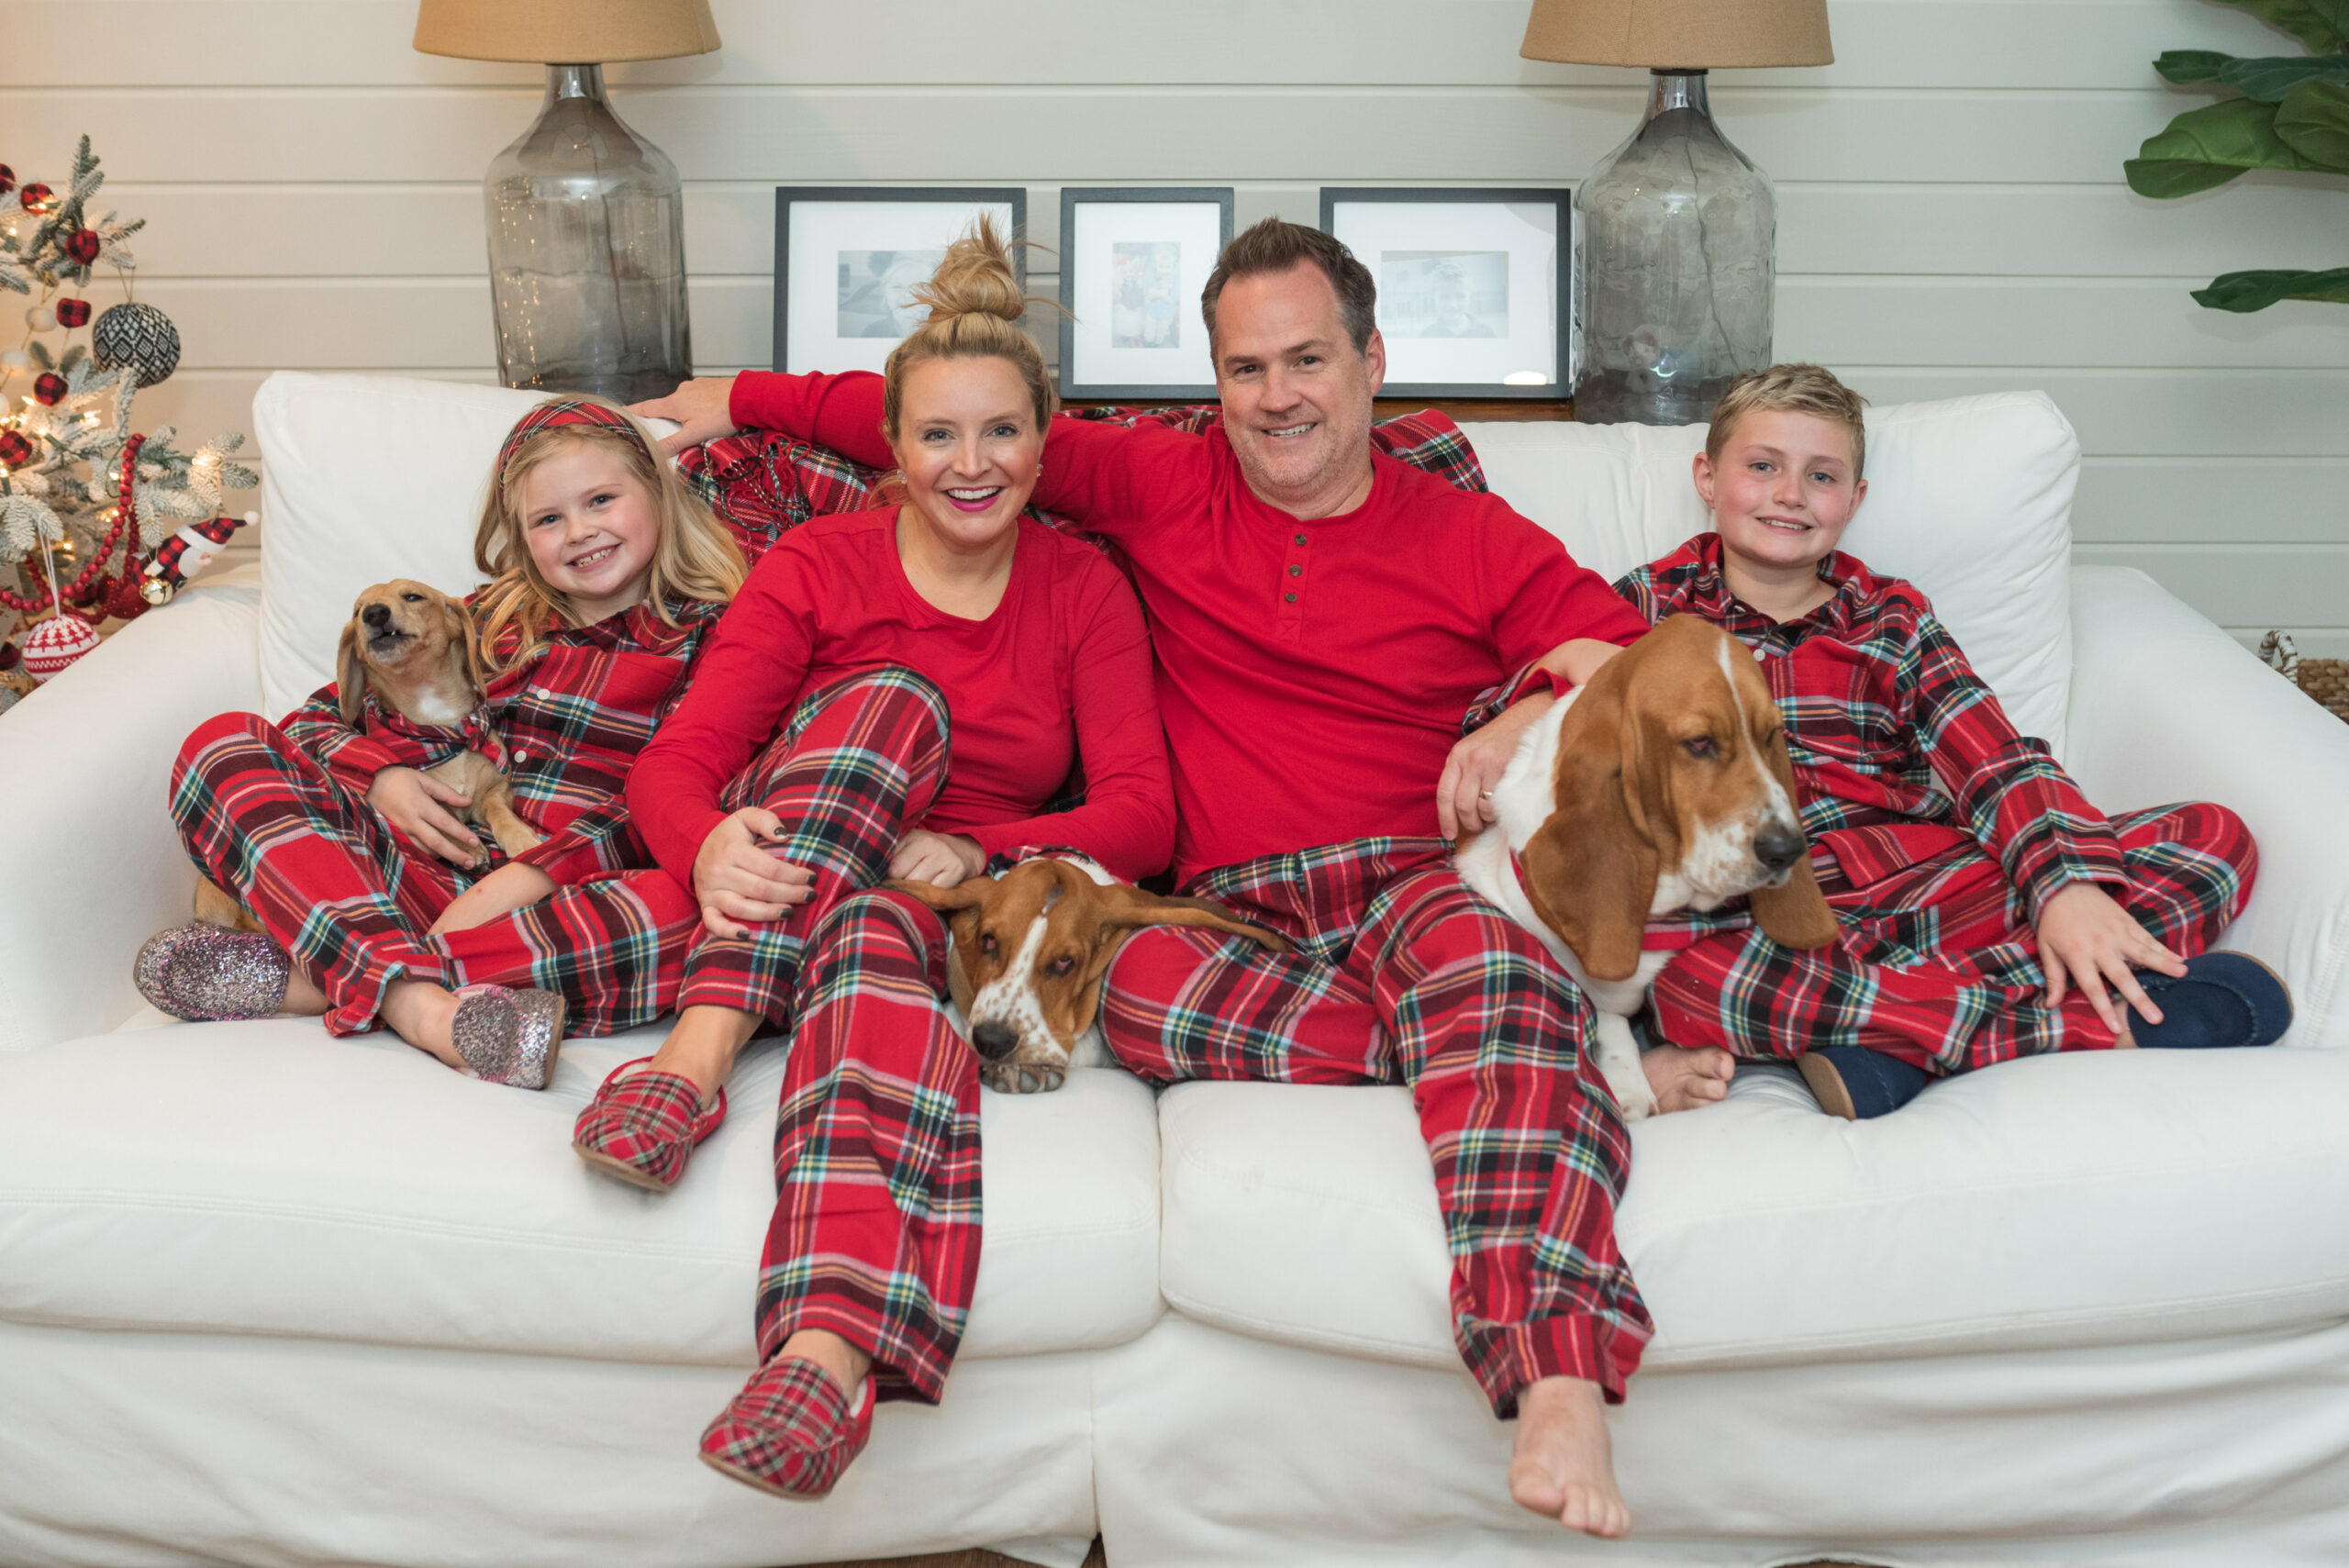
[1575, 70, 1775, 427]
[484, 64, 694, 404]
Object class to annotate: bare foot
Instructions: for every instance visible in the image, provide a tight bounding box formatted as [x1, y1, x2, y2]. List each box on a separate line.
[378, 978, 463, 1071]
[779, 1327, 873, 1404]
[645, 1004, 762, 1101]
[280, 967, 330, 1018]
[1508, 1375, 1630, 1540]
[1640, 1043, 1734, 1114]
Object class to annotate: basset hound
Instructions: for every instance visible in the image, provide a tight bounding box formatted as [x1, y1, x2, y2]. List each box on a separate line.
[891, 853, 1291, 1094]
[1456, 613, 1838, 1120]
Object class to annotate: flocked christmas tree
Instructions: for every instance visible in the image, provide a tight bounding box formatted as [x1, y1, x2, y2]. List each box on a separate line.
[0, 136, 256, 711]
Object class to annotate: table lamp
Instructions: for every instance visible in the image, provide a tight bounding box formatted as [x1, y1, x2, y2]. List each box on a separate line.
[1521, 0, 1831, 424]
[416, 0, 721, 402]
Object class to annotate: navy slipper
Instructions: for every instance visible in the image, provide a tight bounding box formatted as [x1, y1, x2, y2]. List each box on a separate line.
[2129, 951, 2292, 1049]
[1798, 1046, 1932, 1120]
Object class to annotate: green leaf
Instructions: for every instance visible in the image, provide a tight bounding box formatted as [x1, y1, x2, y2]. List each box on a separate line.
[2276, 78, 2349, 169]
[2155, 50, 2236, 83]
[2220, 0, 2349, 54]
[2191, 265, 2349, 309]
[2126, 97, 2326, 196]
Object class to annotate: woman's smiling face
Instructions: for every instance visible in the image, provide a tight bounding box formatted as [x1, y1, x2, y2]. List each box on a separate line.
[891, 355, 1043, 552]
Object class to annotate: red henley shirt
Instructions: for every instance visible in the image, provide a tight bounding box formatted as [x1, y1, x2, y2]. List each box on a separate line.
[628, 507, 1174, 886]
[732, 372, 1647, 885]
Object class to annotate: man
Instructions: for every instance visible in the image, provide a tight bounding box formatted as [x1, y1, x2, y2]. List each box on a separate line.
[640, 218, 1730, 1540]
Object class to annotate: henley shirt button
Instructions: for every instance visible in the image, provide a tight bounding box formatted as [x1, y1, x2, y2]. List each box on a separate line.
[1287, 564, 1302, 576]
[1294, 533, 1308, 546]
[1284, 591, 1298, 604]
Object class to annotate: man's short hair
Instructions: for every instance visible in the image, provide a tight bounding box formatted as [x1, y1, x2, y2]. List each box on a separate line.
[1200, 217, 1378, 358]
[1706, 363, 1869, 480]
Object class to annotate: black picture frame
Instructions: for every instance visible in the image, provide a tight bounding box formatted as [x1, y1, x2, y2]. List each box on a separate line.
[1055, 186, 1236, 401]
[1319, 186, 1575, 401]
[771, 185, 1029, 373]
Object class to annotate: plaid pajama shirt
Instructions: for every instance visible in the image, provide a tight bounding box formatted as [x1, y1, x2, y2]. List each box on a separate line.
[1100, 840, 1653, 1410]
[169, 598, 720, 1034]
[1616, 533, 2256, 1071]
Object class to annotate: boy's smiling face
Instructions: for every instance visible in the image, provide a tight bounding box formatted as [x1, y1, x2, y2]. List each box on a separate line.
[1695, 408, 1868, 576]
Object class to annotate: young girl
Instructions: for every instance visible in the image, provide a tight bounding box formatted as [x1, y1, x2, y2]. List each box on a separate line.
[139, 398, 745, 1086]
[577, 219, 1174, 1499]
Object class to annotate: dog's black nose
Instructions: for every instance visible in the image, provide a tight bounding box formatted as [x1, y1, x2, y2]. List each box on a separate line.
[362, 603, 391, 629]
[1754, 826, 1806, 874]
[972, 1021, 1019, 1061]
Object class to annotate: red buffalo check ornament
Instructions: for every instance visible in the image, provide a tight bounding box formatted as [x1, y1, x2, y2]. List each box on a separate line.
[17, 183, 52, 214]
[31, 373, 66, 406]
[54, 297, 89, 328]
[62, 228, 99, 265]
[0, 429, 31, 468]
[139, 513, 250, 606]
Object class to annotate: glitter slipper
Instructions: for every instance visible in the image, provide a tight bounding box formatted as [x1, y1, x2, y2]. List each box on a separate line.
[572, 1057, 728, 1191]
[698, 1357, 874, 1500]
[134, 921, 292, 1022]
[449, 983, 564, 1090]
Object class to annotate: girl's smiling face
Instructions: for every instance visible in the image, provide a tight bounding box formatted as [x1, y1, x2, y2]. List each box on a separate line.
[518, 438, 661, 624]
[1694, 407, 1868, 574]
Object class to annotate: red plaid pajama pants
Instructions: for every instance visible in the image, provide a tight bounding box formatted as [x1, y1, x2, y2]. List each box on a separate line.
[1101, 838, 1653, 1412]
[675, 666, 950, 1023]
[169, 712, 699, 1037]
[1649, 802, 2257, 1073]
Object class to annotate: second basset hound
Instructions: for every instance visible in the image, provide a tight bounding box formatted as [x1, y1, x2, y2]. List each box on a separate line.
[1456, 613, 1838, 1120]
[891, 853, 1290, 1094]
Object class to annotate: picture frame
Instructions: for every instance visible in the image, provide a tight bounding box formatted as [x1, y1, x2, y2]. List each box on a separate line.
[1056, 186, 1234, 400]
[772, 186, 1028, 374]
[1319, 187, 1574, 401]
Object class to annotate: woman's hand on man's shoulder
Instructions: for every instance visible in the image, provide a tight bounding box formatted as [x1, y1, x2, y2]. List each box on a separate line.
[629, 375, 741, 458]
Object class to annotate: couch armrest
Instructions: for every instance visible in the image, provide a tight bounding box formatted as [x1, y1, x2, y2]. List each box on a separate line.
[2065, 565, 2349, 1048]
[0, 566, 262, 1051]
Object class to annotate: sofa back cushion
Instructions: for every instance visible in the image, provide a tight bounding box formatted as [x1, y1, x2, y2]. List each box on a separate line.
[1463, 390, 2080, 754]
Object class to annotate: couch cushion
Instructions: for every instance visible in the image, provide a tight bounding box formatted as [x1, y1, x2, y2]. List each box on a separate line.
[1156, 1048, 2349, 1373]
[0, 1020, 1162, 1364]
[1463, 390, 2080, 755]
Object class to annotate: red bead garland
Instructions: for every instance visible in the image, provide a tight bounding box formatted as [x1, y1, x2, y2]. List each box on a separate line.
[0, 434, 144, 615]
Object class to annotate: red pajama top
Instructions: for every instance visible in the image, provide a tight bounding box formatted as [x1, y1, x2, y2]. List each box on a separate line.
[627, 506, 1174, 886]
[733, 372, 1649, 884]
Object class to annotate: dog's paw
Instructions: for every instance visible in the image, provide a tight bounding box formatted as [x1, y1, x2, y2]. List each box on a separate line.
[981, 1062, 1067, 1094]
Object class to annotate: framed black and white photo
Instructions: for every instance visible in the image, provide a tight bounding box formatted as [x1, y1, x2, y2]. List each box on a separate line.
[1319, 188, 1573, 400]
[772, 187, 1028, 374]
[1057, 187, 1233, 400]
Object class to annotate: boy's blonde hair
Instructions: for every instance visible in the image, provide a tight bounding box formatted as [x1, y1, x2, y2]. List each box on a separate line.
[880, 215, 1058, 443]
[472, 397, 746, 675]
[1705, 363, 1869, 480]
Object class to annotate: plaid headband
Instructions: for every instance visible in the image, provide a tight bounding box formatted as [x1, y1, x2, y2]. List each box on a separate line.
[495, 398, 651, 484]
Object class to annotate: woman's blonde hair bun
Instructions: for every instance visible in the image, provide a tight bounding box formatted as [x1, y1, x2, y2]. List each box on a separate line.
[882, 215, 1058, 441]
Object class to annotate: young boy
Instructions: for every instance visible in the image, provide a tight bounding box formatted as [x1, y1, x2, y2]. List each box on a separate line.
[1616, 364, 2288, 1118]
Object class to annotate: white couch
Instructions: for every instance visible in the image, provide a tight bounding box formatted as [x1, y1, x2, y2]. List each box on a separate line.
[4, 373, 2348, 1568]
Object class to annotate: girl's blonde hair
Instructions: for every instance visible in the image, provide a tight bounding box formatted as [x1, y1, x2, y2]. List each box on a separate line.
[880, 216, 1058, 444]
[471, 397, 746, 674]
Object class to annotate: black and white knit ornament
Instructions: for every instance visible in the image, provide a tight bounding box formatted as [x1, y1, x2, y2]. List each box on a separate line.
[90, 301, 181, 387]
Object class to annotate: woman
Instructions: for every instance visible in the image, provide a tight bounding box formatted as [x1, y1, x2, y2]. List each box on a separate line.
[577, 218, 1173, 1497]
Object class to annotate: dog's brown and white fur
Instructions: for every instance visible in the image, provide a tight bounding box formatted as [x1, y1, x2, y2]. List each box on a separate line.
[1456, 614, 1837, 1120]
[891, 853, 1291, 1093]
[195, 579, 536, 930]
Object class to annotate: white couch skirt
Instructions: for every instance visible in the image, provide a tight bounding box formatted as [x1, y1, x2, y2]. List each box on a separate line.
[1095, 1312, 2349, 1568]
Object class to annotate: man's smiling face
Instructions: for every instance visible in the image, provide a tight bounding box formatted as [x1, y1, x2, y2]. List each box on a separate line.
[1212, 261, 1386, 517]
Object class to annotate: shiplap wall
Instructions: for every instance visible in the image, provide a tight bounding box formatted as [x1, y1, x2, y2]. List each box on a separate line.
[6, 0, 2344, 652]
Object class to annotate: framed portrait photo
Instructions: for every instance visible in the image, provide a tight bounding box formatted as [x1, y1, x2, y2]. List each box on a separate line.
[772, 187, 1028, 374]
[1057, 187, 1233, 400]
[1319, 188, 1574, 400]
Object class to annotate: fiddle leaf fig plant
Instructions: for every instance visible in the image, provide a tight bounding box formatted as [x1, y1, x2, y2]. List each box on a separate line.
[2125, 0, 2349, 310]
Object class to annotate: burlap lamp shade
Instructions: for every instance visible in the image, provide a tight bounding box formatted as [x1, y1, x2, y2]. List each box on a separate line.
[415, 0, 720, 63]
[1519, 0, 1831, 69]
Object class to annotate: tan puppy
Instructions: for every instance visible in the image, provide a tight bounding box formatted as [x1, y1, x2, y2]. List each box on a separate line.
[335, 579, 540, 859]
[1457, 614, 1838, 1119]
[892, 852, 1291, 1093]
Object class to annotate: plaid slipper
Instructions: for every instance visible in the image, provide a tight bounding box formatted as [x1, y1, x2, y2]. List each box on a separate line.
[699, 1357, 875, 1500]
[571, 1057, 727, 1192]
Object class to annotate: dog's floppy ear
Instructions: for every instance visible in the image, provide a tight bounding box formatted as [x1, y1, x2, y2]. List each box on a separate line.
[335, 619, 368, 728]
[1744, 734, 1839, 951]
[448, 595, 487, 698]
[1515, 671, 1661, 983]
[884, 877, 993, 912]
[1090, 881, 1292, 954]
